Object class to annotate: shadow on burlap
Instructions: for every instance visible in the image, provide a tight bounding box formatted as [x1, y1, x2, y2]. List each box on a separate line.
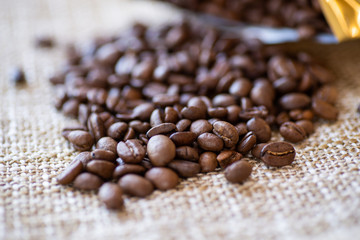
[0, 0, 359, 239]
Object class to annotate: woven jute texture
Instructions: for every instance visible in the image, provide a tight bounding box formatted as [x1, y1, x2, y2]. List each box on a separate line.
[1, 0, 360, 239]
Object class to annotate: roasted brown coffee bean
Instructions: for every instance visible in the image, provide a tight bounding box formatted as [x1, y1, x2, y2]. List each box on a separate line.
[176, 119, 191, 132]
[280, 121, 307, 143]
[96, 137, 117, 154]
[190, 120, 213, 137]
[224, 160, 252, 183]
[35, 35, 54, 48]
[237, 131, 257, 154]
[129, 120, 151, 133]
[279, 93, 311, 110]
[276, 112, 290, 126]
[197, 133, 224, 152]
[118, 174, 154, 197]
[146, 123, 176, 138]
[246, 117, 271, 143]
[239, 106, 268, 120]
[170, 132, 197, 146]
[88, 113, 106, 142]
[91, 149, 117, 162]
[199, 152, 218, 173]
[229, 78, 252, 97]
[207, 107, 226, 119]
[235, 123, 248, 136]
[296, 120, 314, 136]
[98, 183, 124, 209]
[73, 172, 103, 190]
[64, 130, 94, 151]
[251, 143, 267, 159]
[250, 80, 274, 109]
[167, 160, 200, 178]
[181, 106, 206, 120]
[312, 98, 338, 120]
[86, 160, 116, 179]
[117, 139, 146, 164]
[132, 103, 155, 121]
[147, 135, 176, 166]
[123, 127, 136, 141]
[308, 64, 334, 84]
[175, 146, 199, 162]
[145, 167, 179, 190]
[213, 121, 239, 148]
[217, 150, 243, 169]
[113, 164, 146, 179]
[10, 67, 26, 85]
[273, 77, 297, 94]
[153, 94, 179, 107]
[313, 85, 338, 104]
[289, 109, 314, 121]
[261, 142, 296, 167]
[226, 105, 242, 123]
[212, 94, 236, 107]
[62, 99, 80, 118]
[150, 109, 164, 127]
[164, 107, 179, 123]
[57, 159, 83, 185]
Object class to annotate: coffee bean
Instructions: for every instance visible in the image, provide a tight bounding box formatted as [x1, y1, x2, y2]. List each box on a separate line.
[308, 64, 334, 84]
[86, 160, 116, 179]
[117, 139, 146, 164]
[212, 94, 236, 107]
[229, 78, 252, 97]
[98, 183, 124, 209]
[88, 113, 106, 142]
[164, 107, 179, 123]
[10, 67, 26, 85]
[123, 127, 136, 141]
[176, 119, 191, 132]
[64, 130, 94, 151]
[224, 160, 252, 183]
[295, 120, 314, 136]
[239, 106, 268, 120]
[273, 77, 297, 94]
[226, 105, 242, 123]
[57, 159, 83, 185]
[73, 172, 103, 190]
[199, 152, 218, 173]
[113, 164, 146, 179]
[280, 121, 307, 143]
[251, 143, 266, 159]
[190, 120, 213, 137]
[250, 80, 274, 109]
[237, 131, 257, 154]
[212, 121, 239, 148]
[175, 146, 199, 162]
[312, 98, 338, 120]
[132, 103, 155, 121]
[91, 149, 117, 162]
[118, 174, 154, 197]
[197, 133, 224, 152]
[167, 160, 200, 178]
[235, 123, 248, 136]
[153, 94, 179, 107]
[146, 123, 176, 138]
[207, 107, 227, 118]
[279, 93, 311, 110]
[147, 135, 176, 166]
[217, 150, 243, 169]
[145, 167, 179, 190]
[181, 106, 206, 120]
[35, 35, 54, 48]
[261, 142, 296, 167]
[170, 131, 197, 146]
[313, 85, 338, 104]
[62, 99, 79, 118]
[96, 137, 117, 154]
[129, 120, 151, 133]
[246, 117, 271, 143]
[289, 109, 314, 121]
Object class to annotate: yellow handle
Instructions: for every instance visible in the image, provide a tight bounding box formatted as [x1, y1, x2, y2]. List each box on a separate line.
[319, 0, 360, 41]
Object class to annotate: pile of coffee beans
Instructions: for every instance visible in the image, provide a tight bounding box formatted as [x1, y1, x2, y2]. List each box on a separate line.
[51, 20, 337, 209]
[159, 0, 330, 39]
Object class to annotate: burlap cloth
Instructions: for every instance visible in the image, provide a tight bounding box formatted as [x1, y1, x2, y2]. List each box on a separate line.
[1, 0, 360, 239]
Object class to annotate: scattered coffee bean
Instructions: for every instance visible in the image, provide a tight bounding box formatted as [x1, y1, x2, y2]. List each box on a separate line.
[224, 160, 252, 183]
[96, 137, 118, 154]
[261, 142, 296, 167]
[190, 120, 213, 137]
[73, 172, 103, 190]
[86, 160, 116, 179]
[217, 150, 243, 169]
[197, 133, 224, 152]
[251, 143, 267, 159]
[57, 159, 83, 185]
[170, 131, 197, 146]
[295, 120, 314, 136]
[147, 135, 176, 166]
[63, 130, 94, 151]
[117, 139, 146, 164]
[312, 98, 338, 120]
[279, 121, 306, 143]
[237, 131, 257, 154]
[168, 160, 201, 178]
[113, 164, 146, 179]
[246, 117, 271, 143]
[146, 123, 176, 138]
[98, 182, 124, 209]
[212, 121, 239, 148]
[118, 174, 154, 197]
[175, 146, 199, 162]
[145, 167, 179, 190]
[10, 67, 26, 85]
[199, 152, 218, 173]
[35, 35, 55, 48]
